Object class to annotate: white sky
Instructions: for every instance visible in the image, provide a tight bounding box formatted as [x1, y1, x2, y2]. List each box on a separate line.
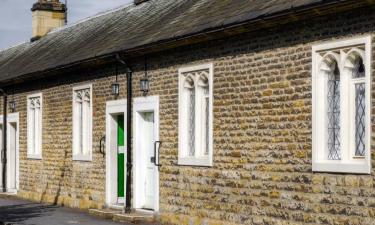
[0, 0, 132, 49]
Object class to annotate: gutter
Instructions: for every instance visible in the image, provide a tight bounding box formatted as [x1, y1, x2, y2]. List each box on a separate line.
[0, 89, 7, 193]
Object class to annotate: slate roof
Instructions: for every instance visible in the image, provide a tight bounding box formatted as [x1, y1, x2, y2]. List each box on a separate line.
[0, 0, 355, 82]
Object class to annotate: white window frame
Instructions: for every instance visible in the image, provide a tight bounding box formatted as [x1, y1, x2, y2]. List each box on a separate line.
[178, 63, 213, 166]
[27, 93, 43, 159]
[72, 84, 93, 161]
[312, 36, 371, 174]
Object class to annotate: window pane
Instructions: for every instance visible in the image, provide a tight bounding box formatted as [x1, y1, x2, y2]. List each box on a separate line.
[31, 107, 35, 154]
[204, 86, 209, 156]
[352, 58, 365, 79]
[82, 100, 89, 155]
[34, 106, 40, 155]
[78, 100, 83, 155]
[327, 63, 341, 160]
[355, 83, 366, 157]
[189, 87, 195, 157]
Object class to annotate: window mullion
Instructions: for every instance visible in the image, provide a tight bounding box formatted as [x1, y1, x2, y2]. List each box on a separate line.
[320, 69, 329, 161]
[340, 63, 350, 162]
[348, 76, 355, 161]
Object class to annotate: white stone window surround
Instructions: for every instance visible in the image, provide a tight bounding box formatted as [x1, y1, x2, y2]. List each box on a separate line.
[72, 84, 93, 161]
[27, 93, 43, 159]
[178, 63, 213, 167]
[312, 36, 372, 174]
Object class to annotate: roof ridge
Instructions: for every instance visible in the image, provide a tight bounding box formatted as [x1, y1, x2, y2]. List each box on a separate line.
[50, 1, 135, 34]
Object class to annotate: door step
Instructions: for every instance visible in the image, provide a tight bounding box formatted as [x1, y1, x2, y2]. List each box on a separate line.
[113, 212, 156, 224]
[89, 208, 120, 220]
[0, 192, 17, 200]
[89, 209, 157, 224]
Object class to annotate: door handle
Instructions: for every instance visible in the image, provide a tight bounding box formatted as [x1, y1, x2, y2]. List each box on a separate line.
[152, 141, 162, 167]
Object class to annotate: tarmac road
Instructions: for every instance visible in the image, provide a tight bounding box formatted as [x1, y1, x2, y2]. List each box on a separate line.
[0, 197, 131, 225]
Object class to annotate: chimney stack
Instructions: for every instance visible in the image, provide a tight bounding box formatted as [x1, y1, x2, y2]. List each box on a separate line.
[31, 0, 66, 41]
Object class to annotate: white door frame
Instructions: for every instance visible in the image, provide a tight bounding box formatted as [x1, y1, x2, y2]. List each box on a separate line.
[0, 113, 20, 193]
[105, 99, 126, 208]
[133, 96, 160, 212]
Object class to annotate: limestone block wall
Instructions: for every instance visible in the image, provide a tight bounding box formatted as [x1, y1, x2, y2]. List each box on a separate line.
[1, 5, 375, 225]
[3, 72, 126, 209]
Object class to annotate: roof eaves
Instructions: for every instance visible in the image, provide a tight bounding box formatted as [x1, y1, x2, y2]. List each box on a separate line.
[0, 0, 371, 86]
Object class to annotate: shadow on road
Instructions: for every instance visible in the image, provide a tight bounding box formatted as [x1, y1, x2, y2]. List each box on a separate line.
[0, 203, 57, 224]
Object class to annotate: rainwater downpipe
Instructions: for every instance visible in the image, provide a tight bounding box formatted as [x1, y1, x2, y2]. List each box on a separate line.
[0, 89, 7, 193]
[115, 54, 133, 213]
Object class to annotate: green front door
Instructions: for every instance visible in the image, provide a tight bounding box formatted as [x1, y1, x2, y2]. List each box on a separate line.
[117, 115, 125, 202]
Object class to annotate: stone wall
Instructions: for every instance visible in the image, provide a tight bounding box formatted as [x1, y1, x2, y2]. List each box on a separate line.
[1, 5, 375, 225]
[1, 71, 126, 209]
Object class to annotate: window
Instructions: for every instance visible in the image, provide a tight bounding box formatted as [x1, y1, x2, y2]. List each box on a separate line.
[312, 36, 371, 174]
[72, 84, 93, 161]
[27, 93, 42, 159]
[178, 63, 213, 166]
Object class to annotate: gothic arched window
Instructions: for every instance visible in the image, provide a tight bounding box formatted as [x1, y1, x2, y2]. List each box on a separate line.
[27, 93, 43, 159]
[73, 84, 93, 161]
[312, 37, 371, 174]
[178, 64, 213, 166]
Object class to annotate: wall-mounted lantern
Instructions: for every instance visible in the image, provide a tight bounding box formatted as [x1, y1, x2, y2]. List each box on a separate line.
[111, 62, 120, 96]
[140, 56, 150, 94]
[9, 100, 16, 112]
[140, 77, 149, 94]
[111, 82, 120, 96]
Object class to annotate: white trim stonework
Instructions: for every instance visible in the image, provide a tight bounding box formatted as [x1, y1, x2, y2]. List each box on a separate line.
[72, 84, 93, 161]
[105, 99, 127, 208]
[178, 63, 214, 167]
[133, 96, 160, 211]
[312, 36, 372, 174]
[26, 93, 43, 159]
[0, 113, 20, 193]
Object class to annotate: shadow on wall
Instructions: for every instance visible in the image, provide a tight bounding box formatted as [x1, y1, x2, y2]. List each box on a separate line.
[0, 203, 57, 223]
[53, 148, 68, 205]
[40, 148, 68, 206]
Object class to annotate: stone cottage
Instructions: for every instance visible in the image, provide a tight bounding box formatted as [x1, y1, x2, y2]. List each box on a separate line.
[0, 0, 375, 224]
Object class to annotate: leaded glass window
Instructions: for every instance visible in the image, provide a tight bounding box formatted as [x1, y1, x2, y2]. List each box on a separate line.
[327, 62, 341, 160]
[182, 71, 211, 158]
[204, 85, 210, 156]
[27, 93, 42, 158]
[313, 37, 371, 174]
[353, 59, 366, 157]
[189, 87, 195, 156]
[75, 88, 91, 155]
[322, 53, 368, 162]
[73, 85, 92, 161]
[183, 76, 195, 157]
[197, 72, 209, 157]
[179, 64, 213, 166]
